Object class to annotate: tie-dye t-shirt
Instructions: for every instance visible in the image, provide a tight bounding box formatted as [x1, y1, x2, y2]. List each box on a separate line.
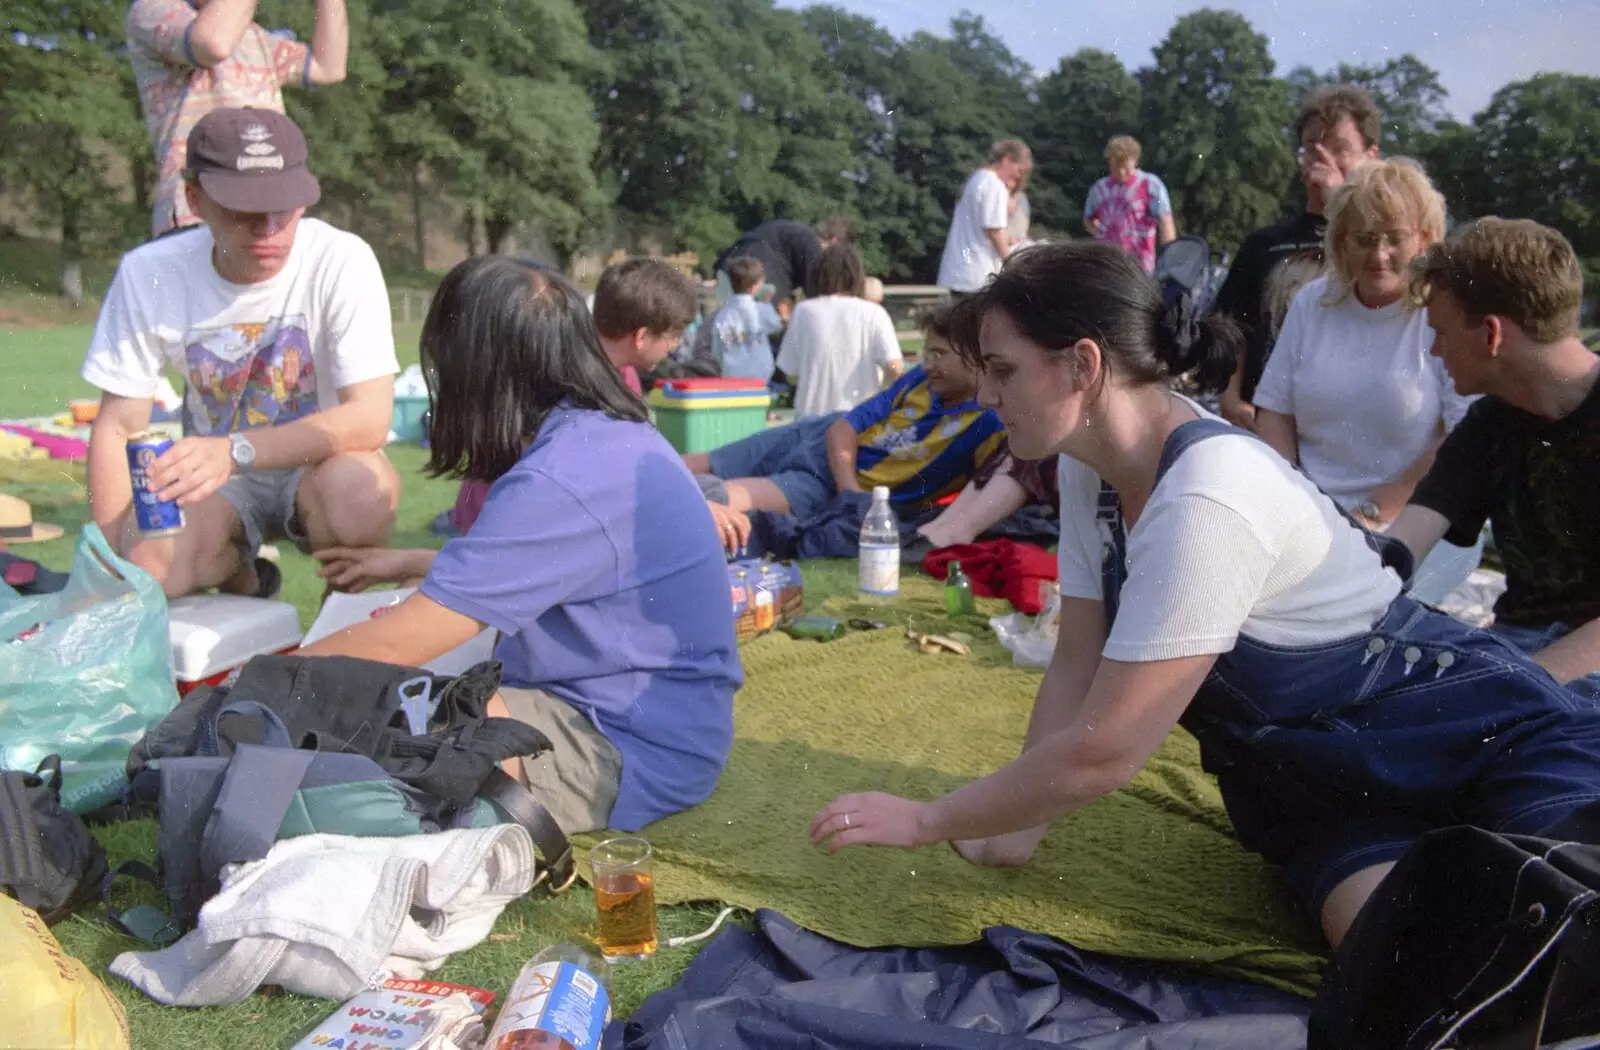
[127, 0, 312, 237]
[1084, 170, 1173, 274]
[81, 219, 397, 434]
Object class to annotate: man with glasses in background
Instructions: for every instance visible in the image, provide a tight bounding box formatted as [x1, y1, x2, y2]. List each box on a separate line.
[1212, 85, 1382, 427]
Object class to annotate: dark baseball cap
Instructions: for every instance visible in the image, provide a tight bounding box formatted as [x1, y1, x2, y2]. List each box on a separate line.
[185, 107, 320, 214]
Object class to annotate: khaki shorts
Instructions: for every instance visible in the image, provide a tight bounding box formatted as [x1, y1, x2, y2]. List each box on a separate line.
[499, 686, 623, 835]
[218, 467, 310, 561]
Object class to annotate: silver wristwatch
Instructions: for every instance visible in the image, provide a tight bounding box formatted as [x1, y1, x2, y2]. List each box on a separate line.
[1357, 499, 1381, 522]
[229, 432, 257, 473]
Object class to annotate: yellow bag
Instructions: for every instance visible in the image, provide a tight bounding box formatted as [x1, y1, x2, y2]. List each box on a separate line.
[0, 896, 130, 1050]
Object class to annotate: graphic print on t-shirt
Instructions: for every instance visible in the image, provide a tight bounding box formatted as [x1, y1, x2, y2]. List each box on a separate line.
[183, 314, 317, 434]
[1089, 174, 1166, 273]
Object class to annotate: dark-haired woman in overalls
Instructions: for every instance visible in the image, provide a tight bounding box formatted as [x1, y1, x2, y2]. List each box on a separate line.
[810, 242, 1600, 947]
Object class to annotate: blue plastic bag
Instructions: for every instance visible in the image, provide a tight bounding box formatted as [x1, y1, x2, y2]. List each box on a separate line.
[0, 525, 177, 812]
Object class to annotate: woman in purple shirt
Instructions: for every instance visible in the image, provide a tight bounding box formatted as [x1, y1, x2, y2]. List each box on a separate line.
[303, 257, 744, 834]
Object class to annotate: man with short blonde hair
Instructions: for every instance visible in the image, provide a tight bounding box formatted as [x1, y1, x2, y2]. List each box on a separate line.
[1388, 218, 1600, 697]
[1084, 134, 1176, 274]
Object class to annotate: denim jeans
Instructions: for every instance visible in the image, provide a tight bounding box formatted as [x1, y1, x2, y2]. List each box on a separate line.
[1181, 597, 1600, 916]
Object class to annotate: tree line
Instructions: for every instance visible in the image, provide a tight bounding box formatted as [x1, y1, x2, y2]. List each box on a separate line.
[3, 0, 1598, 285]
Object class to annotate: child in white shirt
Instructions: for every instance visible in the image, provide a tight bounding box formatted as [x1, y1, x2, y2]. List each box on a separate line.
[710, 256, 784, 381]
[777, 244, 903, 419]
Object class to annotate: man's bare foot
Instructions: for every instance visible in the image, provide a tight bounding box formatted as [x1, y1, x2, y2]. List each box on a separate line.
[916, 524, 973, 549]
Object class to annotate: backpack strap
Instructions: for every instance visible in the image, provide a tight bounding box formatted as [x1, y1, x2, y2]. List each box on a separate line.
[1101, 419, 1238, 632]
[206, 700, 298, 754]
[199, 744, 317, 883]
[480, 768, 576, 893]
[0, 768, 47, 911]
[101, 860, 181, 946]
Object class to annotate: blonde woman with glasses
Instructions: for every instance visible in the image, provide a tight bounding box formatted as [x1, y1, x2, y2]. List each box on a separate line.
[1253, 158, 1481, 603]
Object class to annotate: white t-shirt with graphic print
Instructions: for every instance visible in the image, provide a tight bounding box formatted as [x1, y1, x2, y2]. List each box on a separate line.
[82, 218, 397, 436]
[1055, 397, 1402, 662]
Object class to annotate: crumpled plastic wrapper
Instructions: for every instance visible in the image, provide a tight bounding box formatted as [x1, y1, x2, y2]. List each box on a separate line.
[415, 993, 489, 1050]
[989, 585, 1061, 667]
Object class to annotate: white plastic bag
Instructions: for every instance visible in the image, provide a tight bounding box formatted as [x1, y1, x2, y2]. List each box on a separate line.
[989, 587, 1061, 667]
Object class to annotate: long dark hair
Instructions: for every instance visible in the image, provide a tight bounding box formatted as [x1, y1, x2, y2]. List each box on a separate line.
[951, 242, 1240, 395]
[422, 255, 649, 481]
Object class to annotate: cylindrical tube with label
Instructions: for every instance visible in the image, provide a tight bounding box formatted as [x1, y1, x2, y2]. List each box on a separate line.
[487, 943, 611, 1050]
[126, 430, 185, 537]
[786, 616, 847, 641]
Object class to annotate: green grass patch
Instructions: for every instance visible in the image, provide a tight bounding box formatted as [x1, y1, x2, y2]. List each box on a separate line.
[60, 815, 743, 1046]
[2, 318, 877, 1043]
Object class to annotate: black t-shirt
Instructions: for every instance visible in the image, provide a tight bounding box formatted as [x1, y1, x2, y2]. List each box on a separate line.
[714, 220, 822, 304]
[1411, 373, 1600, 628]
[1210, 211, 1327, 402]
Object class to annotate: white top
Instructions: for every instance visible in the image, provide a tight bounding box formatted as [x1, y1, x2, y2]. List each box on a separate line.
[82, 218, 398, 436]
[711, 293, 784, 381]
[937, 168, 1011, 292]
[1253, 276, 1475, 507]
[775, 295, 902, 419]
[1056, 398, 1402, 661]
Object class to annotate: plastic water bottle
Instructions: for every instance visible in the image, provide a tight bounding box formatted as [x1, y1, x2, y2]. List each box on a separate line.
[487, 943, 611, 1050]
[858, 486, 901, 600]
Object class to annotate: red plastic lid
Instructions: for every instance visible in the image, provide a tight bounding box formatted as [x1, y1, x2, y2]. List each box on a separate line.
[659, 377, 768, 392]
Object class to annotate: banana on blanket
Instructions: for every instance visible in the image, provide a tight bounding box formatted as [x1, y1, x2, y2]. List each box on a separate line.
[905, 629, 971, 656]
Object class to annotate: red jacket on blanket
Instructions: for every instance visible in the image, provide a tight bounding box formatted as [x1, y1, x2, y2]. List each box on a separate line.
[922, 539, 1058, 615]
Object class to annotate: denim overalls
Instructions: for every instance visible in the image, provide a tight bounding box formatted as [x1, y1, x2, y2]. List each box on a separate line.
[1101, 420, 1600, 915]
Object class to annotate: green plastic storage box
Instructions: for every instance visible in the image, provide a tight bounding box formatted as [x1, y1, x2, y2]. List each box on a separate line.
[649, 389, 770, 454]
[391, 394, 430, 442]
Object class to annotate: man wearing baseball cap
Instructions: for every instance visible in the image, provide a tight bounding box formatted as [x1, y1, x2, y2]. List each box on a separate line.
[81, 106, 400, 601]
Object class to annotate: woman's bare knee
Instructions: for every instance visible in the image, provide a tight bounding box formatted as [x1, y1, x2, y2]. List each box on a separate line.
[1321, 861, 1397, 949]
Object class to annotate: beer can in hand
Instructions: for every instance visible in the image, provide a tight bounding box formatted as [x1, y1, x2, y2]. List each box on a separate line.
[127, 430, 186, 537]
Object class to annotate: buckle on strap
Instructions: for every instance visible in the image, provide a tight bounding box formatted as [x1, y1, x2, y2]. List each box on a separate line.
[547, 851, 579, 895]
[480, 768, 576, 895]
[101, 860, 181, 947]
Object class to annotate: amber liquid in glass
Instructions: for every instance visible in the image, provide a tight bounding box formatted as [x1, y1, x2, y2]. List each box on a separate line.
[594, 871, 658, 956]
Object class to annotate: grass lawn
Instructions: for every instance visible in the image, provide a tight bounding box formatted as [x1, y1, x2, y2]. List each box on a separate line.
[1, 317, 881, 1046]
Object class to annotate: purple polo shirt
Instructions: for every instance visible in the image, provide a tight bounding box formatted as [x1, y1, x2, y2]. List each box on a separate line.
[422, 406, 743, 830]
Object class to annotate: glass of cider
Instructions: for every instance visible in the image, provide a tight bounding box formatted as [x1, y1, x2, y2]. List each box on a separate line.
[589, 836, 658, 958]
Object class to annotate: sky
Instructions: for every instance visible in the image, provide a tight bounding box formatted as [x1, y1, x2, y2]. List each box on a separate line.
[778, 0, 1600, 119]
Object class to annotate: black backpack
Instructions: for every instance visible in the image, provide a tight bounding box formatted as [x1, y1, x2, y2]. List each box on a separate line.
[112, 654, 575, 936]
[0, 756, 110, 924]
[1311, 825, 1600, 1049]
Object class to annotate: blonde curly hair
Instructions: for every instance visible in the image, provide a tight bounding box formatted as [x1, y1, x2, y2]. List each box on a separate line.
[1322, 157, 1447, 309]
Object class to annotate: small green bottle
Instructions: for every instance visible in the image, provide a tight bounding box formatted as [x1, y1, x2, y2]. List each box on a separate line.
[944, 561, 975, 617]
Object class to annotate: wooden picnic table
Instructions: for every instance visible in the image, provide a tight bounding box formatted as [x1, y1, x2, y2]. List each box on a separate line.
[879, 284, 951, 328]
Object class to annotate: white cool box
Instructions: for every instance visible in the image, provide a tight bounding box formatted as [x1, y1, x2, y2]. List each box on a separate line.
[167, 589, 497, 695]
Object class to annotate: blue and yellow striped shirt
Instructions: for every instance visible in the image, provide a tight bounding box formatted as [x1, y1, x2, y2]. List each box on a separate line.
[846, 366, 1005, 507]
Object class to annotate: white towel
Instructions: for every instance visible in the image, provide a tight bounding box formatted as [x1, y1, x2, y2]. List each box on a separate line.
[111, 825, 535, 1006]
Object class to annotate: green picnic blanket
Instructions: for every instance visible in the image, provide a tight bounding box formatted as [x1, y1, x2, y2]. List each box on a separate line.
[580, 575, 1327, 996]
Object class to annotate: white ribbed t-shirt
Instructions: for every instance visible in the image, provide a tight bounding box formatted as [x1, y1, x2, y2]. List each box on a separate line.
[1253, 276, 1475, 507]
[1056, 401, 1402, 661]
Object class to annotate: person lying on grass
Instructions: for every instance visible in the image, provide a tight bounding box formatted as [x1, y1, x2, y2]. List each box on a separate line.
[301, 256, 744, 835]
[811, 241, 1600, 949]
[686, 302, 1004, 528]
